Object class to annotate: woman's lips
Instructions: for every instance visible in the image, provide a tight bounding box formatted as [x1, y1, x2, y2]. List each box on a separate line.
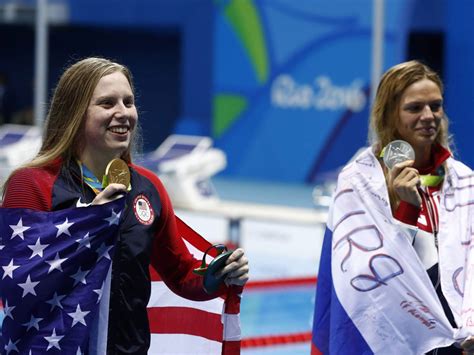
[417, 127, 436, 135]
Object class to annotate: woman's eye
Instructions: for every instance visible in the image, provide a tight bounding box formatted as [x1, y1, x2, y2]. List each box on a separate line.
[406, 105, 422, 112]
[430, 103, 442, 112]
[99, 100, 113, 108]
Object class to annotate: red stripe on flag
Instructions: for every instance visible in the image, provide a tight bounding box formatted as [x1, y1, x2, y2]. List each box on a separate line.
[149, 265, 162, 282]
[176, 217, 218, 257]
[311, 342, 323, 355]
[148, 306, 223, 342]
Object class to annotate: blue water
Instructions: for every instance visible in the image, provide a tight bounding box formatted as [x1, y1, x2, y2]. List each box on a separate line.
[241, 285, 315, 337]
[240, 284, 315, 355]
[214, 177, 316, 209]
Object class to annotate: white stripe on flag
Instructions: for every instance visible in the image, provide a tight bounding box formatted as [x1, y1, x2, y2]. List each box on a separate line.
[148, 281, 224, 313]
[183, 239, 214, 263]
[222, 313, 241, 341]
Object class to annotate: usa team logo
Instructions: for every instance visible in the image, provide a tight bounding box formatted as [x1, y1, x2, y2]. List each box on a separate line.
[133, 194, 154, 225]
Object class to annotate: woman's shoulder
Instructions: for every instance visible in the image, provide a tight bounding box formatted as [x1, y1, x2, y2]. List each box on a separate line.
[13, 157, 63, 182]
[2, 163, 61, 210]
[130, 164, 161, 183]
[9, 165, 56, 182]
[448, 157, 473, 175]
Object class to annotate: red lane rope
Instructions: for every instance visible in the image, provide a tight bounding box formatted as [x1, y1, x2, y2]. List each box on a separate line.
[241, 331, 312, 348]
[245, 276, 317, 289]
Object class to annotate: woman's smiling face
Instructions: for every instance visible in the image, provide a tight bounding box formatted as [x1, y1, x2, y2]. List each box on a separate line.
[82, 71, 138, 161]
[397, 78, 443, 154]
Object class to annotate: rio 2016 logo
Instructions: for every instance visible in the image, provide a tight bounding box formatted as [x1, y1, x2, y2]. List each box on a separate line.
[271, 74, 366, 112]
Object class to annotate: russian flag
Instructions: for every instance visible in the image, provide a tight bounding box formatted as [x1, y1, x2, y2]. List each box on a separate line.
[310, 148, 474, 354]
[311, 227, 372, 355]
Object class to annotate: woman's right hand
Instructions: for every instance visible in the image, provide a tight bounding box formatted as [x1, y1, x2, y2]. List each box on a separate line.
[91, 183, 127, 205]
[388, 160, 422, 208]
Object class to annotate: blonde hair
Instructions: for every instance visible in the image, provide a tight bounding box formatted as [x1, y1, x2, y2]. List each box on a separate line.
[369, 60, 450, 154]
[38, 57, 137, 166]
[2, 57, 140, 193]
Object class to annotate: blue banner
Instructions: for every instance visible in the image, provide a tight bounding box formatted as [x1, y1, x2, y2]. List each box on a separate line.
[212, 0, 413, 182]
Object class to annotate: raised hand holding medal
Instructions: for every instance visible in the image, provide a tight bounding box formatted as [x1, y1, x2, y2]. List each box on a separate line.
[91, 158, 130, 206]
[382, 139, 423, 208]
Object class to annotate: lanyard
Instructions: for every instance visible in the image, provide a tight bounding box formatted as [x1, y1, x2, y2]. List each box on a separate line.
[78, 162, 103, 195]
[420, 174, 444, 187]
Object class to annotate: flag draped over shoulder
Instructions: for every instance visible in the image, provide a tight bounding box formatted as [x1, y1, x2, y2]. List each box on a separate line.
[311, 148, 474, 355]
[0, 198, 125, 354]
[148, 217, 242, 355]
[0, 199, 241, 355]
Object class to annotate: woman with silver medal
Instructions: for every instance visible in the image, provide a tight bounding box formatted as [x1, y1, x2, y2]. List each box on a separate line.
[313, 60, 474, 354]
[374, 61, 473, 354]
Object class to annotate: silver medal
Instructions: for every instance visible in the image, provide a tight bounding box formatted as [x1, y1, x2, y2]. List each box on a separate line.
[383, 140, 415, 169]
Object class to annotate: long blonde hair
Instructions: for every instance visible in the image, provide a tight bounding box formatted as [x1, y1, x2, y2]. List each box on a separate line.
[369, 60, 451, 154]
[3, 57, 140, 192]
[38, 57, 137, 166]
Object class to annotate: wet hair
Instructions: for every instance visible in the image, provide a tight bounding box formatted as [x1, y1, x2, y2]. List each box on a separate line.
[29, 57, 139, 168]
[369, 60, 450, 154]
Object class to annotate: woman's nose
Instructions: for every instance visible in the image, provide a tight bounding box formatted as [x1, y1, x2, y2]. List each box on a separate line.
[420, 104, 435, 120]
[114, 102, 128, 117]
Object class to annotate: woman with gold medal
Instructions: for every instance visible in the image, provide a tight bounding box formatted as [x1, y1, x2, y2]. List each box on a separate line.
[2, 57, 249, 354]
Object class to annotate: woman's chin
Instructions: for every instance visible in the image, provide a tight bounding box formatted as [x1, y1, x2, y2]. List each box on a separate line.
[104, 143, 129, 157]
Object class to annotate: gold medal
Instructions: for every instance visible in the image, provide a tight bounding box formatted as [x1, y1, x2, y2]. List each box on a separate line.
[103, 158, 130, 188]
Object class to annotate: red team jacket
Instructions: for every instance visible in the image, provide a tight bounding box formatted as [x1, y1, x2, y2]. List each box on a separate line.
[2, 158, 219, 354]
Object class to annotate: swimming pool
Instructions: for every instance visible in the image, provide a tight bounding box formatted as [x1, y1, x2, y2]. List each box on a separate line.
[240, 283, 315, 355]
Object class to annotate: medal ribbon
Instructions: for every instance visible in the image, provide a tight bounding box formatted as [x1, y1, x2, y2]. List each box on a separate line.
[79, 162, 104, 195]
[419, 174, 444, 187]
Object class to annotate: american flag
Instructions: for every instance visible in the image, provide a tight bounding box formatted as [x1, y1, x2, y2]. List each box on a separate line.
[0, 199, 241, 354]
[0, 198, 125, 354]
[148, 218, 242, 355]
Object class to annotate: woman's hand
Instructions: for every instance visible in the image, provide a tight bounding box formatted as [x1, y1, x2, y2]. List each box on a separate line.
[215, 248, 249, 287]
[91, 183, 127, 205]
[461, 337, 474, 354]
[388, 160, 422, 208]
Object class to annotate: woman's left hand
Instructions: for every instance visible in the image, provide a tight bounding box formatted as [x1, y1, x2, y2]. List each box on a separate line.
[461, 337, 474, 354]
[215, 248, 249, 287]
